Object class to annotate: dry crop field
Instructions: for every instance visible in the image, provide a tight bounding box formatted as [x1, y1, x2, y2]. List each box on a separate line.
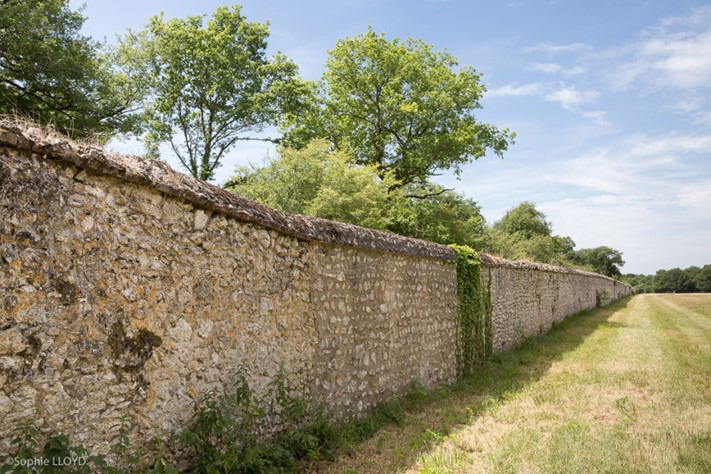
[314, 294, 711, 473]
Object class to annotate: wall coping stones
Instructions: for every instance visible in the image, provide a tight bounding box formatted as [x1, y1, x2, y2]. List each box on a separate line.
[0, 119, 455, 261]
[480, 253, 631, 287]
[0, 118, 633, 291]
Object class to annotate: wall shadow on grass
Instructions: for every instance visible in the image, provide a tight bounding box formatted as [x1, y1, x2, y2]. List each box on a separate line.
[309, 295, 635, 474]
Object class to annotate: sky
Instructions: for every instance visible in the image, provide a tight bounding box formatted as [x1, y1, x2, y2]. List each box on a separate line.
[76, 0, 711, 274]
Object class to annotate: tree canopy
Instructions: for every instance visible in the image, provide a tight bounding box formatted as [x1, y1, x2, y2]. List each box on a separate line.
[280, 28, 514, 189]
[481, 202, 626, 275]
[4, 3, 649, 280]
[225, 143, 488, 248]
[225, 141, 395, 230]
[118, 5, 309, 180]
[492, 201, 552, 239]
[572, 246, 625, 277]
[623, 265, 711, 293]
[0, 0, 141, 138]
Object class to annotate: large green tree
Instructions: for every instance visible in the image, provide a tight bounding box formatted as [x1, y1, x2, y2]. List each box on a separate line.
[493, 201, 552, 239]
[118, 5, 309, 180]
[389, 182, 488, 249]
[225, 140, 396, 230]
[485, 202, 583, 266]
[0, 0, 141, 138]
[226, 142, 488, 246]
[693, 265, 711, 292]
[654, 268, 695, 293]
[573, 246, 625, 277]
[280, 28, 514, 189]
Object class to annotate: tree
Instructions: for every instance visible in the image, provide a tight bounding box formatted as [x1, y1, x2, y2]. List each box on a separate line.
[280, 28, 514, 189]
[483, 202, 583, 265]
[225, 141, 490, 246]
[621, 273, 655, 293]
[389, 183, 488, 249]
[226, 140, 395, 230]
[573, 246, 625, 277]
[0, 0, 141, 139]
[118, 5, 309, 180]
[655, 268, 695, 293]
[493, 201, 552, 239]
[693, 265, 711, 293]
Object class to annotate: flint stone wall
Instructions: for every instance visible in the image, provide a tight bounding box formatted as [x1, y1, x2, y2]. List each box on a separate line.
[0, 121, 631, 456]
[480, 255, 632, 353]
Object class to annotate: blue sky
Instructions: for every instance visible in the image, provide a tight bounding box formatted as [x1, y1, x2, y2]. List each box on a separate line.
[77, 0, 711, 274]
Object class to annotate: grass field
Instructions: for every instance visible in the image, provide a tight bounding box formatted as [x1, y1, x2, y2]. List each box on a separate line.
[313, 294, 711, 473]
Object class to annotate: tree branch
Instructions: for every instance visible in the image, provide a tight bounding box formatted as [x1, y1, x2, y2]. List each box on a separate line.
[404, 188, 452, 199]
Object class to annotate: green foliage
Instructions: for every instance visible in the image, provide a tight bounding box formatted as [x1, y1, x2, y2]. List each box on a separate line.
[225, 142, 489, 248]
[1, 420, 110, 473]
[620, 273, 655, 293]
[117, 5, 309, 180]
[572, 246, 625, 277]
[226, 140, 396, 230]
[484, 202, 583, 267]
[0, 0, 142, 139]
[181, 365, 336, 473]
[389, 183, 488, 249]
[493, 201, 551, 239]
[655, 268, 695, 293]
[692, 265, 711, 292]
[450, 245, 492, 377]
[622, 264, 711, 293]
[280, 28, 514, 188]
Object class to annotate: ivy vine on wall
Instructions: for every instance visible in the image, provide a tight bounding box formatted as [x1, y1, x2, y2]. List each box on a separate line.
[450, 245, 493, 377]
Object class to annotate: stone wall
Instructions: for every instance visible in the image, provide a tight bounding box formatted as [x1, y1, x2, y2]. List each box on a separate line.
[479, 255, 632, 353]
[0, 121, 631, 457]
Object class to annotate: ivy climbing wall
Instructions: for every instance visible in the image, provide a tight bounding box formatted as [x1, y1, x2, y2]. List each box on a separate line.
[0, 120, 631, 458]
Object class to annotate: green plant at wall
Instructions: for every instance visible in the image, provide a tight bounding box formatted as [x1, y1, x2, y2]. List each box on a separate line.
[180, 365, 336, 473]
[1, 420, 109, 473]
[1, 418, 177, 474]
[450, 244, 493, 376]
[484, 269, 494, 358]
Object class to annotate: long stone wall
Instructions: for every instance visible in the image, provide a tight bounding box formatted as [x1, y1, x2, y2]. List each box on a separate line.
[480, 255, 632, 353]
[0, 121, 631, 457]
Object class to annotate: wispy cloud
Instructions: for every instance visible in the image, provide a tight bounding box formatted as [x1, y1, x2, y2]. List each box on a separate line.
[544, 85, 598, 109]
[625, 132, 711, 157]
[580, 110, 610, 127]
[456, 130, 711, 272]
[608, 8, 711, 91]
[523, 42, 591, 55]
[532, 62, 585, 76]
[486, 82, 542, 97]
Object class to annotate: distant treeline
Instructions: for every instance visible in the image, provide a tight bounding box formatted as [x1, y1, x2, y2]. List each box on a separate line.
[622, 265, 711, 293]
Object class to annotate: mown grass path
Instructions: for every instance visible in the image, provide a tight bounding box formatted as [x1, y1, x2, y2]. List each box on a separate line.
[314, 294, 711, 473]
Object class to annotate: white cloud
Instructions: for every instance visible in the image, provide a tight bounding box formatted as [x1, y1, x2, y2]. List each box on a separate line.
[487, 83, 542, 97]
[533, 63, 563, 74]
[523, 42, 591, 55]
[609, 8, 711, 91]
[454, 129, 711, 273]
[658, 5, 711, 30]
[544, 85, 599, 109]
[532, 63, 585, 76]
[580, 110, 610, 126]
[642, 31, 711, 88]
[625, 132, 711, 157]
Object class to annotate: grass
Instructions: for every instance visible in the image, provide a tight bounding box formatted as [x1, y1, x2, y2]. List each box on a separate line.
[309, 294, 711, 473]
